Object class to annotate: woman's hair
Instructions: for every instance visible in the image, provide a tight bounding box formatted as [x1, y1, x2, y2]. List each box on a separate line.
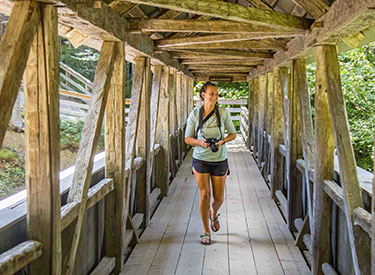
[199, 82, 218, 100]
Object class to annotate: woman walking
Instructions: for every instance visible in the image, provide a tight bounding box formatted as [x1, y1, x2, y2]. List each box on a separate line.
[185, 82, 236, 245]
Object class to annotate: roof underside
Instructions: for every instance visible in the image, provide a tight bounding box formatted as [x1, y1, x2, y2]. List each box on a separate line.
[3, 0, 374, 82]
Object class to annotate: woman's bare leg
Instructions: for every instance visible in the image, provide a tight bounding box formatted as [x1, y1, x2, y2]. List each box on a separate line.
[211, 172, 227, 219]
[193, 167, 211, 234]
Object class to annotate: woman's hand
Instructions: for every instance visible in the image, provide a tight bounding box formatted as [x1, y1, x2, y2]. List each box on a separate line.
[200, 139, 209, 149]
[215, 139, 225, 149]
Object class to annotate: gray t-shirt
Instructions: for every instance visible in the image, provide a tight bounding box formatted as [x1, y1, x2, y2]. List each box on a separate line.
[185, 106, 236, 162]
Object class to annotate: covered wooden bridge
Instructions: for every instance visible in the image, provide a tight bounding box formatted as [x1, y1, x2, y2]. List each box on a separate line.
[0, 0, 374, 274]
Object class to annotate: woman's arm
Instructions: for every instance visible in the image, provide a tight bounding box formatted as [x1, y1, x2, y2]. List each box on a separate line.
[185, 136, 209, 149]
[215, 133, 236, 147]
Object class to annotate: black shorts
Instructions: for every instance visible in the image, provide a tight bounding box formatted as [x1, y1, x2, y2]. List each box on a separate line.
[192, 158, 230, 176]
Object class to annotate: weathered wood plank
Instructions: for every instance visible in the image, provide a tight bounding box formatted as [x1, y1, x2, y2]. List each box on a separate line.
[181, 59, 263, 66]
[252, 77, 260, 156]
[0, 1, 40, 149]
[324, 45, 370, 275]
[353, 207, 371, 235]
[155, 66, 171, 196]
[287, 59, 303, 232]
[136, 57, 152, 224]
[0, 240, 43, 275]
[170, 49, 273, 59]
[129, 18, 307, 34]
[64, 41, 116, 275]
[90, 257, 115, 275]
[156, 33, 302, 48]
[311, 46, 335, 275]
[160, 39, 286, 51]
[296, 59, 314, 225]
[104, 41, 126, 273]
[290, 0, 329, 19]
[257, 74, 267, 166]
[124, 0, 312, 30]
[24, 4, 61, 274]
[270, 67, 287, 197]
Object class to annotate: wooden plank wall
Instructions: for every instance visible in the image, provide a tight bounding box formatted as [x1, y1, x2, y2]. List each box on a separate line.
[247, 46, 373, 275]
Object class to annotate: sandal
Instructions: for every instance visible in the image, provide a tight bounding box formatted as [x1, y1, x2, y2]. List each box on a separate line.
[200, 233, 211, 245]
[210, 211, 220, 232]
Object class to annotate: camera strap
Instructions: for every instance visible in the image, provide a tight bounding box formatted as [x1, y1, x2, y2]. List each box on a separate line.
[195, 105, 221, 139]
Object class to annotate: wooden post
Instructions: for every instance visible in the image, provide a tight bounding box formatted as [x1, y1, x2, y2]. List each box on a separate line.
[136, 56, 151, 224]
[0, 1, 40, 148]
[155, 66, 170, 196]
[287, 59, 303, 232]
[169, 71, 178, 178]
[176, 73, 183, 166]
[247, 78, 253, 150]
[258, 74, 267, 166]
[252, 77, 260, 157]
[65, 41, 116, 275]
[324, 45, 370, 275]
[270, 67, 288, 198]
[104, 42, 126, 273]
[24, 4, 61, 274]
[264, 72, 273, 177]
[311, 45, 335, 275]
[296, 58, 314, 227]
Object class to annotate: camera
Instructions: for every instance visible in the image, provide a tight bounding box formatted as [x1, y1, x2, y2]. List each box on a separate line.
[205, 137, 220, 152]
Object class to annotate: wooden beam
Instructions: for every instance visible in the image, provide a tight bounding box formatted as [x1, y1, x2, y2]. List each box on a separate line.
[181, 59, 263, 66]
[195, 75, 248, 82]
[129, 19, 306, 34]
[155, 66, 170, 196]
[136, 56, 152, 224]
[250, 0, 375, 78]
[190, 68, 253, 73]
[0, 241, 43, 275]
[109, 1, 136, 16]
[270, 67, 287, 197]
[290, 0, 329, 19]
[324, 45, 370, 274]
[0, 1, 40, 149]
[159, 39, 286, 51]
[252, 77, 260, 156]
[65, 41, 116, 275]
[156, 33, 302, 48]
[257, 74, 266, 167]
[296, 59, 314, 226]
[287, 59, 303, 232]
[104, 42, 126, 274]
[90, 257, 115, 275]
[169, 49, 273, 59]
[24, 4, 61, 274]
[124, 0, 312, 30]
[311, 45, 335, 275]
[187, 65, 255, 70]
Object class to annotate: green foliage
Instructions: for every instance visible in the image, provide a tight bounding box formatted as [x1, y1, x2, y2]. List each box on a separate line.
[307, 43, 375, 172]
[59, 37, 99, 81]
[60, 118, 104, 152]
[0, 148, 25, 200]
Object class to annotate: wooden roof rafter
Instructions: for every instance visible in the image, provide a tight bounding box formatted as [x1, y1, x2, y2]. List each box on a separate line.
[122, 0, 313, 31]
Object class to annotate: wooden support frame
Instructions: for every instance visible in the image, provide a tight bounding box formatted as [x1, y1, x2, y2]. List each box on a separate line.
[155, 66, 171, 196]
[104, 42, 126, 274]
[64, 41, 116, 275]
[252, 77, 260, 157]
[24, 4, 61, 274]
[257, 74, 267, 167]
[270, 67, 288, 197]
[264, 72, 273, 177]
[169, 71, 178, 178]
[296, 59, 314, 226]
[175, 73, 183, 166]
[136, 56, 152, 225]
[124, 0, 312, 30]
[287, 59, 303, 232]
[0, 1, 40, 149]
[324, 45, 370, 274]
[311, 46, 335, 275]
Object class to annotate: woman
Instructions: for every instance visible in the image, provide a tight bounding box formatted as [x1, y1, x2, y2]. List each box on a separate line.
[185, 82, 236, 245]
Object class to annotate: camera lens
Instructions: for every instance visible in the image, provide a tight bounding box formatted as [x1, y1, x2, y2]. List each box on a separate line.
[210, 143, 218, 152]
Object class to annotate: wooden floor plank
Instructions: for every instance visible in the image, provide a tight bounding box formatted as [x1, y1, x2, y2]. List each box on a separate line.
[121, 137, 310, 275]
[175, 185, 205, 275]
[121, 154, 193, 275]
[227, 154, 257, 274]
